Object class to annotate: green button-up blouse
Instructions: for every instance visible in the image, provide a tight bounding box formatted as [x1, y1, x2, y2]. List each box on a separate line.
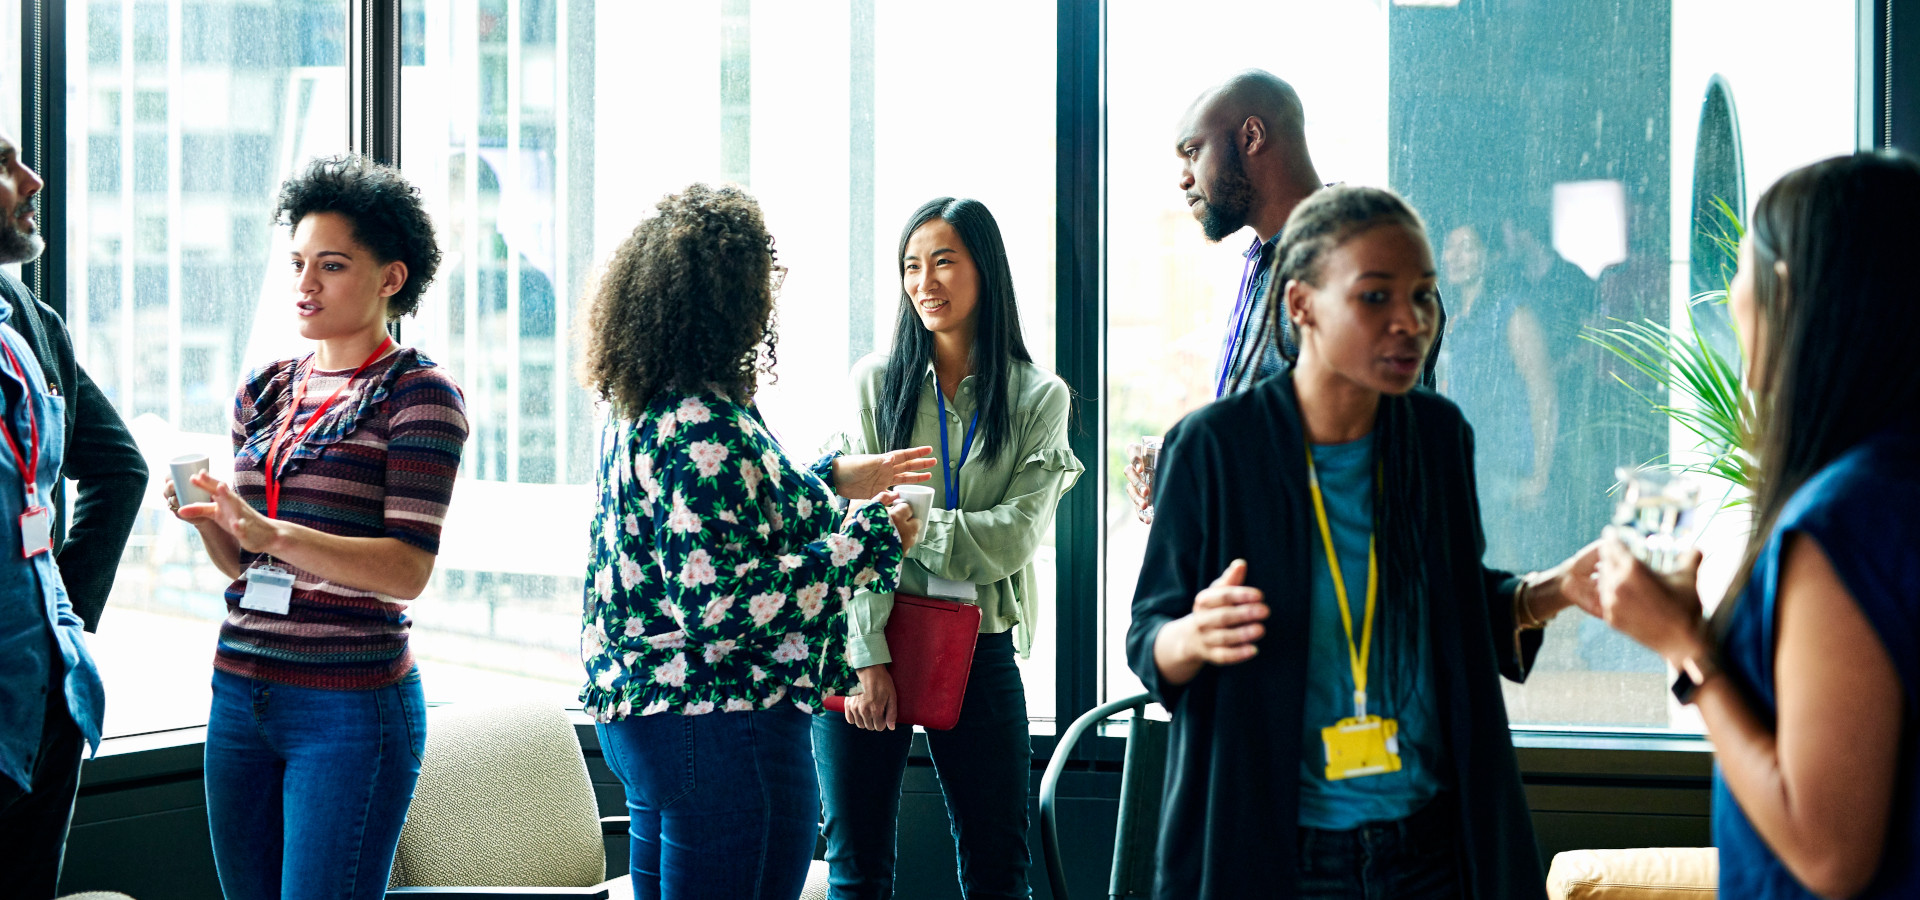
[828, 354, 1084, 669]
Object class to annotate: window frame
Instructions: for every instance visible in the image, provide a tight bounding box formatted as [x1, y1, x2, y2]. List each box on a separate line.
[12, 0, 1902, 763]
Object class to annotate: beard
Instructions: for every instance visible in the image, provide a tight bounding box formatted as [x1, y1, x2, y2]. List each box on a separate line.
[0, 204, 45, 266]
[1197, 140, 1257, 243]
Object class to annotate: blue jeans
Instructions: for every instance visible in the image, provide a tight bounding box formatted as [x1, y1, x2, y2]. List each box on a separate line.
[597, 703, 819, 900]
[813, 631, 1032, 900]
[1295, 792, 1462, 900]
[205, 668, 427, 900]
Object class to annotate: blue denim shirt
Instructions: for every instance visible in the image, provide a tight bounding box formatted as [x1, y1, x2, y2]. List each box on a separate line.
[0, 301, 103, 792]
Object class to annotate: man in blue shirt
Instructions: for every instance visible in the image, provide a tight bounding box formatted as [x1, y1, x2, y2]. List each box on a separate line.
[0, 129, 107, 897]
[1127, 70, 1324, 517]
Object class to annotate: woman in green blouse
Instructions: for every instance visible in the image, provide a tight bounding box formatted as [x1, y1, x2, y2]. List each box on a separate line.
[816, 197, 1084, 899]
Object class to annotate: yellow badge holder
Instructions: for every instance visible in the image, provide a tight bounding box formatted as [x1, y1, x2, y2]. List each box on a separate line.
[1306, 446, 1401, 782]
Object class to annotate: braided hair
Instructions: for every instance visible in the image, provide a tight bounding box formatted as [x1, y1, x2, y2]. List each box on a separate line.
[1269, 185, 1440, 707]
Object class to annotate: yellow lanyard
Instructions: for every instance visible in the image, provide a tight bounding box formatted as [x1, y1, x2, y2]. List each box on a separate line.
[1304, 442, 1379, 720]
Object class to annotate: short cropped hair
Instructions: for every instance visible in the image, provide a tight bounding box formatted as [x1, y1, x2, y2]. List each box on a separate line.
[274, 155, 441, 319]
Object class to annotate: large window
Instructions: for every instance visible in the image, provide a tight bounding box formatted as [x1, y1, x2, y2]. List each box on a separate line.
[70, 0, 350, 738]
[65, 0, 1061, 731]
[31, 0, 1864, 741]
[1101, 0, 1858, 731]
[396, 0, 1057, 718]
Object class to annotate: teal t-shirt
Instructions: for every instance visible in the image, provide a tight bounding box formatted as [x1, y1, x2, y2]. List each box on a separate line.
[1296, 434, 1448, 829]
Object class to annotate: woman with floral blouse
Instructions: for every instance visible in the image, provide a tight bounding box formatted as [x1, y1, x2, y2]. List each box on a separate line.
[576, 183, 934, 900]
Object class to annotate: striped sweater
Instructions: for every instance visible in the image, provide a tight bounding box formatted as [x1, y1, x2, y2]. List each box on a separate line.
[216, 346, 468, 690]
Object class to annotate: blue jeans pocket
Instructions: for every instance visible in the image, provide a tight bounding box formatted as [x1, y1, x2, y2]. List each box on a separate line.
[601, 714, 697, 811]
[396, 668, 427, 764]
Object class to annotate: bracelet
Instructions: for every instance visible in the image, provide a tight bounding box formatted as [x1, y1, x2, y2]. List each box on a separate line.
[1514, 573, 1552, 631]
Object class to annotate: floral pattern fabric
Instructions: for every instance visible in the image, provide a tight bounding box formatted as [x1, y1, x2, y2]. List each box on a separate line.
[580, 392, 902, 721]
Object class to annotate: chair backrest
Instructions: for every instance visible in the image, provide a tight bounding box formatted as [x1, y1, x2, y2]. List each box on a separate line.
[1107, 710, 1169, 900]
[388, 701, 606, 888]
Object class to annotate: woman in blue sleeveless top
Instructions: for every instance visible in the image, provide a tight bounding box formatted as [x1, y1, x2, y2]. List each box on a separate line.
[1595, 152, 1920, 900]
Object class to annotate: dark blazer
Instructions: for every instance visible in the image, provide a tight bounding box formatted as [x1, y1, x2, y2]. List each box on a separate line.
[0, 270, 147, 632]
[1125, 370, 1549, 900]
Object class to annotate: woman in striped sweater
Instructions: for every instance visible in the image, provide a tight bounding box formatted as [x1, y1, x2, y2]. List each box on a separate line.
[164, 155, 468, 900]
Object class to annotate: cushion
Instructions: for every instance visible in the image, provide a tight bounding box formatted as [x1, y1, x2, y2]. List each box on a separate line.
[1547, 848, 1718, 900]
[389, 701, 605, 888]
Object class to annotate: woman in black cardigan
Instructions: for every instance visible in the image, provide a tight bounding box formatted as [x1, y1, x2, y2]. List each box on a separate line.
[1126, 186, 1599, 900]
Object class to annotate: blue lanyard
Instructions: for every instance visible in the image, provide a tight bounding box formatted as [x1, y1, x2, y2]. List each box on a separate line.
[936, 387, 980, 511]
[1214, 238, 1265, 398]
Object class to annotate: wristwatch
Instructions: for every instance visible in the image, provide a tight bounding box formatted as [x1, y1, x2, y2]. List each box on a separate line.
[1670, 652, 1721, 705]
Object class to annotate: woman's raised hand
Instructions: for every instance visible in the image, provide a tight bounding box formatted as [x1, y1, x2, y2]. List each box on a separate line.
[869, 490, 922, 554]
[1153, 559, 1269, 687]
[1596, 539, 1707, 665]
[189, 471, 284, 555]
[832, 446, 938, 501]
[163, 478, 216, 522]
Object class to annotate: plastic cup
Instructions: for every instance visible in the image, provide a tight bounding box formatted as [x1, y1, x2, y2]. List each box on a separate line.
[891, 484, 935, 522]
[170, 453, 212, 505]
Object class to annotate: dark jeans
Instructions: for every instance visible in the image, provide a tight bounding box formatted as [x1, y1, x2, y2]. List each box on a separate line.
[813, 630, 1031, 900]
[597, 703, 819, 900]
[0, 686, 85, 900]
[1296, 792, 1462, 900]
[205, 667, 427, 900]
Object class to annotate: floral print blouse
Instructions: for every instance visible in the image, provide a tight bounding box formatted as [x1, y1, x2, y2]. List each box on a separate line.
[580, 391, 903, 721]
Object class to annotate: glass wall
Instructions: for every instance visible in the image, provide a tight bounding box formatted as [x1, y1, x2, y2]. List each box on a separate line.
[41, 0, 1862, 739]
[68, 0, 350, 738]
[392, 0, 1061, 716]
[1101, 0, 1858, 731]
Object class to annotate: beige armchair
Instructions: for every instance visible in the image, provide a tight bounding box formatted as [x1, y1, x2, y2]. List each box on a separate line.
[1547, 848, 1718, 900]
[386, 700, 619, 898]
[384, 700, 827, 900]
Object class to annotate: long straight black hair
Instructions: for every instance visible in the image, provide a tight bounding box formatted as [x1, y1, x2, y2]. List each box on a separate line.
[1720, 152, 1920, 622]
[1271, 185, 1440, 699]
[878, 198, 1033, 463]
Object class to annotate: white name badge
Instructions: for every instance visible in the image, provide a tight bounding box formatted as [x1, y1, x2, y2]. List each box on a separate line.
[241, 565, 296, 615]
[923, 574, 977, 602]
[19, 505, 51, 558]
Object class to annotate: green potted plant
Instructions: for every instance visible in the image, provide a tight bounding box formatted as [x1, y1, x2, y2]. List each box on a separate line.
[1581, 198, 1752, 502]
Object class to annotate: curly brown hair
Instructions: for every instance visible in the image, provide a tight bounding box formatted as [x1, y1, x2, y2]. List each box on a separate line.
[579, 183, 778, 418]
[275, 154, 441, 319]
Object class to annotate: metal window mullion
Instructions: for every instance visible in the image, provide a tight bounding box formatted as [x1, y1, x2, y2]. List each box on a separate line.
[350, 0, 402, 166]
[1053, 0, 1104, 730]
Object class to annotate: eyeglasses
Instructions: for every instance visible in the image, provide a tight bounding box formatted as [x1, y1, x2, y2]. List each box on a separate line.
[770, 264, 789, 296]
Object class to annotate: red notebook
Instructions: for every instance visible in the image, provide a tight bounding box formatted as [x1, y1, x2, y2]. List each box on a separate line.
[823, 593, 982, 731]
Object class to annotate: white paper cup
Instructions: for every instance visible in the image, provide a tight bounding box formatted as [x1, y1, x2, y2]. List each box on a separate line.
[891, 484, 935, 523]
[170, 453, 212, 505]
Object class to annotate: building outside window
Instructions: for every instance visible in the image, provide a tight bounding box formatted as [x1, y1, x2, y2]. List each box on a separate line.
[1101, 0, 1859, 733]
[50, 0, 1861, 740]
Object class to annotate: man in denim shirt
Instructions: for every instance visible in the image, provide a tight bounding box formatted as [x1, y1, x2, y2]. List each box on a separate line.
[0, 130, 106, 896]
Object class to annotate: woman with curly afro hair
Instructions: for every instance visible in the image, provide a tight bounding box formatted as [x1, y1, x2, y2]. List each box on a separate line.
[577, 183, 935, 899]
[164, 154, 469, 900]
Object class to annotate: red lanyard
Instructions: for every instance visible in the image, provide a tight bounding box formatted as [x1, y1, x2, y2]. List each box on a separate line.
[263, 337, 393, 520]
[0, 340, 39, 503]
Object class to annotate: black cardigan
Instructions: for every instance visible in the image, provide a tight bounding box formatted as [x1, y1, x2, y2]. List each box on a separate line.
[0, 270, 148, 632]
[1125, 370, 1549, 900]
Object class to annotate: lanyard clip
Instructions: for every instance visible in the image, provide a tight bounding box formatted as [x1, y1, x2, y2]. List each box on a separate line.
[1353, 690, 1368, 721]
